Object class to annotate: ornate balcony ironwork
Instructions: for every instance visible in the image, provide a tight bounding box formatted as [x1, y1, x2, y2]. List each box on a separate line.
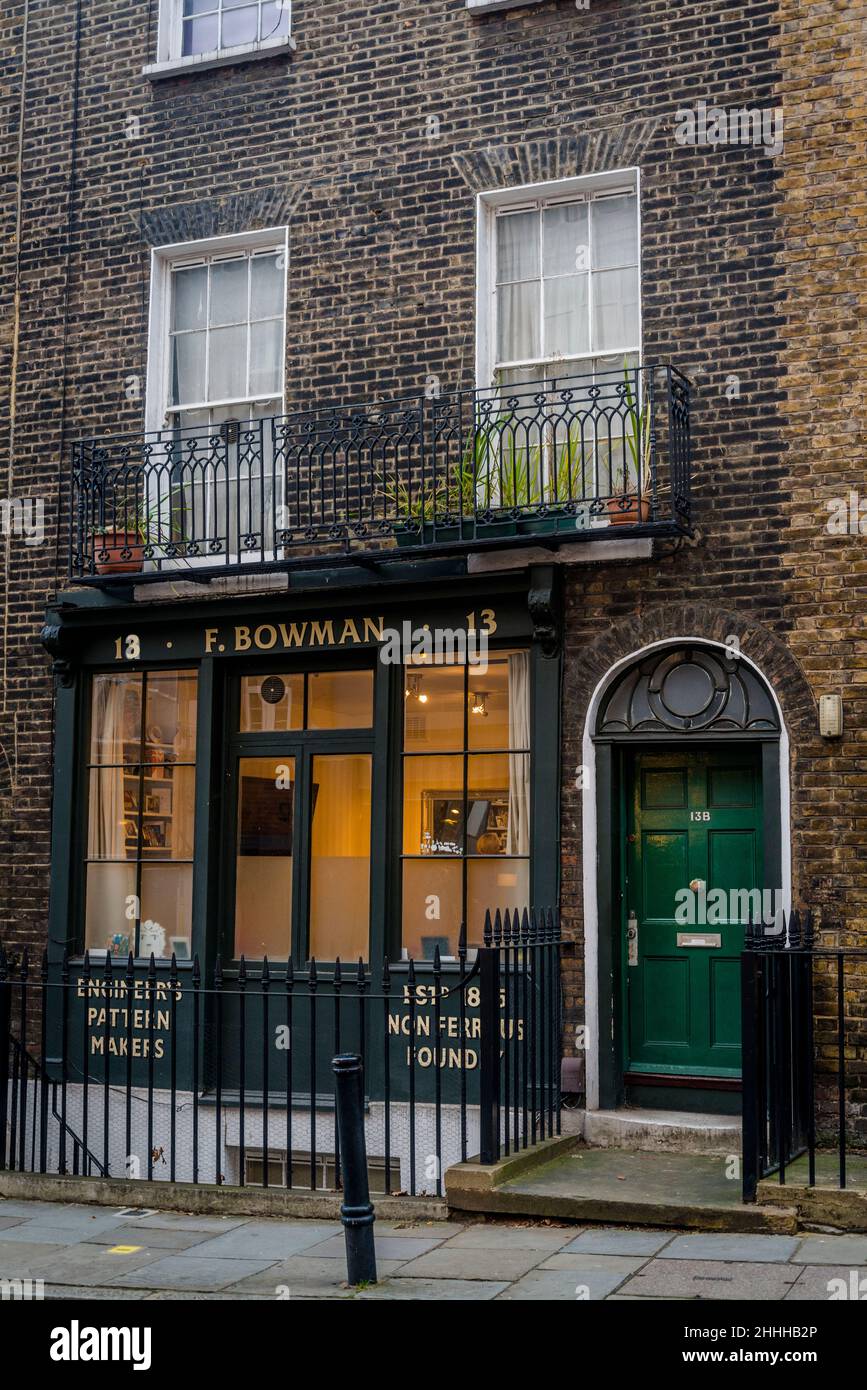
[69, 364, 691, 582]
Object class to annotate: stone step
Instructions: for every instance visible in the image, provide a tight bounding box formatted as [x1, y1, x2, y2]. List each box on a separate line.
[582, 1108, 741, 1156]
[446, 1140, 796, 1233]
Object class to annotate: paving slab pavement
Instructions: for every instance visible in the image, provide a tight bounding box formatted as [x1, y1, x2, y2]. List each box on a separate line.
[619, 1257, 804, 1300]
[0, 1197, 863, 1301]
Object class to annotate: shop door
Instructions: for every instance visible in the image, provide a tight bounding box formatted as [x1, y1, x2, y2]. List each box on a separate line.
[225, 668, 375, 967]
[624, 747, 763, 1077]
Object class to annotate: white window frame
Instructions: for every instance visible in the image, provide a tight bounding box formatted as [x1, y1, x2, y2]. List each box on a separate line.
[148, 0, 294, 79]
[146, 226, 288, 434]
[475, 168, 642, 390]
[467, 0, 546, 13]
[145, 226, 288, 569]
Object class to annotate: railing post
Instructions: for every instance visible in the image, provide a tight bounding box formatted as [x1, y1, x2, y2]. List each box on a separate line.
[0, 948, 11, 1171]
[478, 926, 501, 1166]
[740, 936, 761, 1202]
[332, 1052, 377, 1287]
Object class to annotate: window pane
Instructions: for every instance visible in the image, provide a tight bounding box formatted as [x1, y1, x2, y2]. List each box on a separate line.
[172, 266, 207, 331]
[251, 253, 284, 319]
[468, 649, 530, 751]
[309, 755, 372, 961]
[87, 768, 137, 860]
[221, 4, 259, 45]
[497, 281, 539, 363]
[140, 764, 195, 860]
[543, 273, 588, 358]
[592, 193, 638, 270]
[260, 1, 290, 39]
[307, 670, 373, 729]
[85, 863, 137, 956]
[209, 258, 248, 326]
[239, 674, 304, 731]
[140, 866, 193, 960]
[234, 757, 294, 959]
[592, 267, 639, 351]
[184, 0, 214, 13]
[403, 664, 464, 752]
[543, 202, 589, 277]
[89, 672, 142, 764]
[208, 325, 247, 400]
[467, 859, 530, 948]
[171, 331, 206, 406]
[249, 319, 283, 397]
[468, 752, 530, 855]
[182, 14, 218, 55]
[144, 671, 198, 763]
[496, 211, 538, 282]
[403, 755, 465, 856]
[402, 860, 462, 960]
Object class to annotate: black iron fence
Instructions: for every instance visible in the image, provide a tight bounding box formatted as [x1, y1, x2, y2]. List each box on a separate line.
[0, 908, 561, 1198]
[741, 911, 867, 1201]
[69, 365, 691, 581]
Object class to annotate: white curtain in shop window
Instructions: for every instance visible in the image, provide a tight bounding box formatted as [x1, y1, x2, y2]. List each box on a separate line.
[507, 651, 531, 856]
[87, 679, 126, 859]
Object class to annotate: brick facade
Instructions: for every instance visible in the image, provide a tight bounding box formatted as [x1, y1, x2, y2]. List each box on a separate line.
[0, 0, 863, 1093]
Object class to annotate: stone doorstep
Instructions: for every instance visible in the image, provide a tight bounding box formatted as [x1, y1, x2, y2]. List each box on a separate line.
[0, 1172, 448, 1224]
[582, 1108, 742, 1157]
[449, 1182, 799, 1234]
[445, 1137, 799, 1234]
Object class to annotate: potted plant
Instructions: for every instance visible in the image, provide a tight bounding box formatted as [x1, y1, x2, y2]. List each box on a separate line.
[88, 489, 180, 575]
[606, 362, 653, 526]
[88, 514, 149, 575]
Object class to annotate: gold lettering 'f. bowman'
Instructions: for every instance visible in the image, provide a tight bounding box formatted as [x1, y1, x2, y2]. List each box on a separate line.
[203, 616, 387, 654]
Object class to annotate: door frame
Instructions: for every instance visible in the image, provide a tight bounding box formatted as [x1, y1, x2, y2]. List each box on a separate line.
[581, 639, 790, 1112]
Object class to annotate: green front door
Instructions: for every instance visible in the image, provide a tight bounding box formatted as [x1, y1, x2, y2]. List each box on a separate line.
[624, 748, 763, 1077]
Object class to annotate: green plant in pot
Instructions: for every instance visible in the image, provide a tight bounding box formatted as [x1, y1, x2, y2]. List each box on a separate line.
[88, 488, 182, 575]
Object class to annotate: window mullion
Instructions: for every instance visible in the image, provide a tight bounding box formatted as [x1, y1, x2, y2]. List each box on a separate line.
[587, 201, 595, 361]
[203, 263, 212, 408]
[537, 206, 545, 372]
[245, 254, 253, 401]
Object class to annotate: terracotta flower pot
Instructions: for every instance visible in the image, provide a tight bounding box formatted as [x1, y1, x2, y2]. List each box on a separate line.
[606, 494, 652, 526]
[92, 531, 145, 575]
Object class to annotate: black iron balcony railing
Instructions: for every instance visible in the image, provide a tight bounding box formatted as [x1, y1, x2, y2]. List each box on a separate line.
[69, 364, 691, 582]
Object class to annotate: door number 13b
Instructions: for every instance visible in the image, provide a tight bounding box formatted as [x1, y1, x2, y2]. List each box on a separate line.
[690, 810, 711, 822]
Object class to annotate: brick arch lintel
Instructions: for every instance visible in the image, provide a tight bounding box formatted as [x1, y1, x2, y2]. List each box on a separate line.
[452, 120, 661, 195]
[135, 184, 304, 248]
[570, 603, 816, 743]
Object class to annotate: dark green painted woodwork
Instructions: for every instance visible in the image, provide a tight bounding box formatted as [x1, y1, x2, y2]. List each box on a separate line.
[41, 582, 561, 1109]
[625, 748, 762, 1077]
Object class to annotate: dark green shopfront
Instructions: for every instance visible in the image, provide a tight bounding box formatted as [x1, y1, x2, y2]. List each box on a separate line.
[36, 566, 562, 1187]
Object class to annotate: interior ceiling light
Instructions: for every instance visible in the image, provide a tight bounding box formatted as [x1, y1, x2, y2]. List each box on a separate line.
[405, 673, 428, 704]
[471, 691, 489, 716]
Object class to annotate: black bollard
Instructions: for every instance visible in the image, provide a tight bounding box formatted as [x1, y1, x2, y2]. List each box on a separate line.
[333, 1052, 377, 1286]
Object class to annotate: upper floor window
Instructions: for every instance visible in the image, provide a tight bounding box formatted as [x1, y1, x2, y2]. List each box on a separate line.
[179, 0, 290, 58]
[477, 172, 640, 392]
[150, 0, 293, 74]
[148, 231, 287, 434]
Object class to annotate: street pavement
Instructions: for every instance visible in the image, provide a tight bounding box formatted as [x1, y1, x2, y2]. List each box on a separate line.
[0, 1199, 864, 1300]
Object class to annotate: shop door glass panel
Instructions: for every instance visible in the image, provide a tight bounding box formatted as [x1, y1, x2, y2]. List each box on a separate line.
[308, 753, 372, 961]
[234, 756, 295, 959]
